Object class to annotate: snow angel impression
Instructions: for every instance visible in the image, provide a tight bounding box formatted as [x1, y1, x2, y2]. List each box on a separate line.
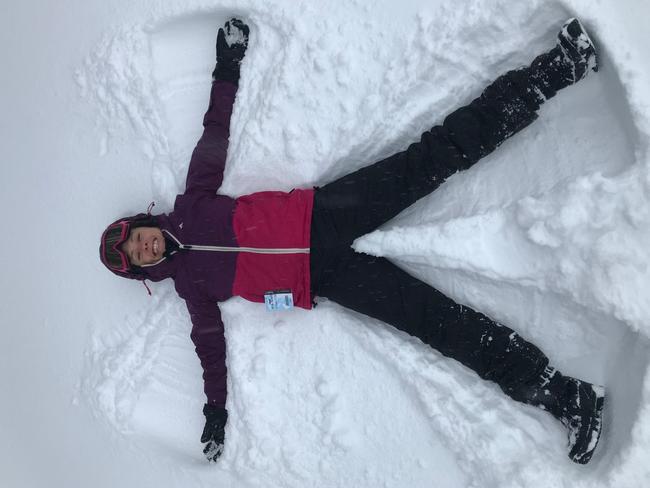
[100, 17, 604, 465]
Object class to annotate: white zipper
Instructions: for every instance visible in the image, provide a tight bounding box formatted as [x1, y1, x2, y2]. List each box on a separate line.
[164, 229, 310, 255]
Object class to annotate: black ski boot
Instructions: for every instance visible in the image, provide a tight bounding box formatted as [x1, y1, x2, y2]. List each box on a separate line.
[526, 367, 605, 464]
[524, 17, 598, 103]
[557, 17, 598, 81]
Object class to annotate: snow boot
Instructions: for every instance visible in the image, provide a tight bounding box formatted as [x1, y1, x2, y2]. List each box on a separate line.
[525, 18, 598, 102]
[525, 367, 605, 464]
[557, 17, 598, 81]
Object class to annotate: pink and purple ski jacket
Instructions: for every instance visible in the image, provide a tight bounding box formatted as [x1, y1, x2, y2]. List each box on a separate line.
[138, 80, 314, 408]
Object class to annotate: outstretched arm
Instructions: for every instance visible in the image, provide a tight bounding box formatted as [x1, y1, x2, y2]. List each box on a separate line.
[186, 299, 229, 461]
[185, 80, 238, 194]
[187, 299, 228, 408]
[185, 19, 249, 194]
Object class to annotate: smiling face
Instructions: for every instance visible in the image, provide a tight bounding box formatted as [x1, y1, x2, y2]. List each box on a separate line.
[121, 226, 166, 266]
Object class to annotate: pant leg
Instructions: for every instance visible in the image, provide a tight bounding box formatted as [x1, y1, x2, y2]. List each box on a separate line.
[313, 46, 574, 246]
[315, 249, 549, 403]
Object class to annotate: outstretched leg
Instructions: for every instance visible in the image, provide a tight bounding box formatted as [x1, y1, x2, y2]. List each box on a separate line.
[313, 18, 598, 246]
[314, 248, 604, 464]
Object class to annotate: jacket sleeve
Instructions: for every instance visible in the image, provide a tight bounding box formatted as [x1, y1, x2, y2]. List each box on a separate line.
[186, 299, 228, 408]
[185, 80, 239, 194]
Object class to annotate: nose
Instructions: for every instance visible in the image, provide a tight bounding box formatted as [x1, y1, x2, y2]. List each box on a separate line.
[138, 238, 149, 253]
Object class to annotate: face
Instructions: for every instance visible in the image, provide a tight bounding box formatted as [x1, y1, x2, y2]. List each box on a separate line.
[121, 227, 166, 266]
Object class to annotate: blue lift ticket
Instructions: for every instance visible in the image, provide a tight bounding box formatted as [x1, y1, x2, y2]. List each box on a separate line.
[264, 290, 294, 311]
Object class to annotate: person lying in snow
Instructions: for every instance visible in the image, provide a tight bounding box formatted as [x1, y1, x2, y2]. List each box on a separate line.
[100, 17, 604, 465]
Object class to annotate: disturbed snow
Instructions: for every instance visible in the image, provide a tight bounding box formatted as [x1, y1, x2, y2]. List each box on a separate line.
[5, 0, 650, 487]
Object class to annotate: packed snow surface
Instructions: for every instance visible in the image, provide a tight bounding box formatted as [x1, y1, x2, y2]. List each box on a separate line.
[3, 0, 650, 487]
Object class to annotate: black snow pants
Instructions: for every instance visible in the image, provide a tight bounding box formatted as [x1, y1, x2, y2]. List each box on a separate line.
[310, 46, 576, 404]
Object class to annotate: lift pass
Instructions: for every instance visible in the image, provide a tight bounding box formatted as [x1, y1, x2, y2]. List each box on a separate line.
[264, 290, 294, 311]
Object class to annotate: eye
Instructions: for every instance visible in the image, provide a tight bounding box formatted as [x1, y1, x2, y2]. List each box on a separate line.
[137, 233, 141, 242]
[137, 252, 141, 261]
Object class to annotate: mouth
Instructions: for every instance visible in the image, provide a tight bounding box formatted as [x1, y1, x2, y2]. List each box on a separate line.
[153, 238, 159, 257]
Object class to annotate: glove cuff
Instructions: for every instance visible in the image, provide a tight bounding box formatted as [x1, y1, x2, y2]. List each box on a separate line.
[212, 65, 240, 84]
[203, 404, 228, 425]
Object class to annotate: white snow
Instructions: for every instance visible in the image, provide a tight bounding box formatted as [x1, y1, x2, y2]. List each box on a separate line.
[3, 0, 650, 487]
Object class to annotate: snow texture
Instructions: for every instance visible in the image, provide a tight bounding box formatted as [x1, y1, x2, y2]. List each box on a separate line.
[2, 0, 650, 487]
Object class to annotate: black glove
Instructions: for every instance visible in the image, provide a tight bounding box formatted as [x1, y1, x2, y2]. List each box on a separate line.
[201, 404, 228, 462]
[212, 18, 250, 84]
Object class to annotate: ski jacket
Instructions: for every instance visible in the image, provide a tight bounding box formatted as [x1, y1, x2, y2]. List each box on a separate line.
[142, 80, 314, 408]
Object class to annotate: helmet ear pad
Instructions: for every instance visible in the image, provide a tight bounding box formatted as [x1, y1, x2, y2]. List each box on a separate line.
[128, 214, 159, 230]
